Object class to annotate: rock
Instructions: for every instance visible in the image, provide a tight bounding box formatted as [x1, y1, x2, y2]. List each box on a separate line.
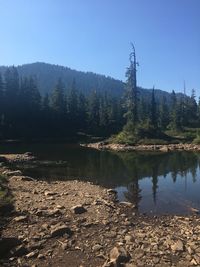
[92, 244, 103, 252]
[61, 242, 68, 250]
[110, 246, 131, 264]
[190, 207, 199, 214]
[0, 156, 7, 163]
[44, 191, 57, 196]
[38, 253, 45, 259]
[190, 258, 198, 265]
[119, 201, 135, 208]
[124, 235, 134, 243]
[20, 176, 35, 181]
[3, 170, 22, 176]
[56, 205, 65, 209]
[50, 225, 72, 238]
[107, 189, 117, 194]
[24, 152, 33, 157]
[102, 260, 116, 267]
[26, 250, 39, 258]
[194, 254, 200, 264]
[41, 223, 50, 230]
[47, 209, 62, 217]
[11, 245, 28, 257]
[13, 215, 28, 222]
[171, 240, 184, 252]
[71, 205, 87, 214]
[159, 146, 169, 152]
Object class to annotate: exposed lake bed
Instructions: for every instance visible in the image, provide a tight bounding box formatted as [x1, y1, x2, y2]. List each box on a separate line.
[1, 145, 200, 266]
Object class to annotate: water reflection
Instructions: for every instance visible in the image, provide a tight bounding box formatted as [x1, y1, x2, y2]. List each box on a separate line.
[1, 143, 200, 214]
[116, 151, 200, 214]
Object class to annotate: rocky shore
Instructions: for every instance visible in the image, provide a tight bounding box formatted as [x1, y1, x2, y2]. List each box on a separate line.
[1, 154, 200, 266]
[83, 142, 200, 152]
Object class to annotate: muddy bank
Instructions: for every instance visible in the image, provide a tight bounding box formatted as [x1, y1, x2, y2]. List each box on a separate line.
[1, 158, 200, 266]
[83, 142, 200, 152]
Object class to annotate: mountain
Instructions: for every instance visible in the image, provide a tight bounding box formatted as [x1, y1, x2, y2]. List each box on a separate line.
[0, 62, 124, 96]
[0, 62, 183, 101]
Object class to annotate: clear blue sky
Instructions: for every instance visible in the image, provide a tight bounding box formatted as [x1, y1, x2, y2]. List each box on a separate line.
[0, 0, 199, 95]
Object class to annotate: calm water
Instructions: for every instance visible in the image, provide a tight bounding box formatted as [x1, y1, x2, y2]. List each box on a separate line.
[1, 143, 200, 215]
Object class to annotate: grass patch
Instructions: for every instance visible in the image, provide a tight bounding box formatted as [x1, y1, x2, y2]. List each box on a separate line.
[0, 174, 13, 214]
[110, 125, 200, 145]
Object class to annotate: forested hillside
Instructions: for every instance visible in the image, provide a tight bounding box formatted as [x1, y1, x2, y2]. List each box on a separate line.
[0, 62, 199, 142]
[0, 63, 124, 96]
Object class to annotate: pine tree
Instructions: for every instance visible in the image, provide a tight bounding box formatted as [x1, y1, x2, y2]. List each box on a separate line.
[50, 78, 65, 114]
[159, 96, 169, 130]
[170, 90, 182, 131]
[68, 79, 78, 124]
[88, 90, 100, 134]
[150, 87, 157, 129]
[0, 73, 4, 137]
[4, 67, 20, 136]
[78, 92, 88, 131]
[124, 43, 139, 127]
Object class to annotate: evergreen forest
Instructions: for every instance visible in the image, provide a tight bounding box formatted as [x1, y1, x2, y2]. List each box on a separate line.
[0, 48, 199, 143]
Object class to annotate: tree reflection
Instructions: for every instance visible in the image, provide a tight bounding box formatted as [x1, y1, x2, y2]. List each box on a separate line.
[152, 166, 158, 204]
[124, 174, 142, 211]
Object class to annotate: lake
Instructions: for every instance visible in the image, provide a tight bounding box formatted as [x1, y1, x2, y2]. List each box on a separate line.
[1, 143, 200, 215]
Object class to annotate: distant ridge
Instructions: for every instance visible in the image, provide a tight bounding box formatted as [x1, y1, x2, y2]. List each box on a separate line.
[0, 62, 183, 101]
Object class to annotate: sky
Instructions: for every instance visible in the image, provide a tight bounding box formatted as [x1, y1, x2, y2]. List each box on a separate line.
[0, 0, 199, 94]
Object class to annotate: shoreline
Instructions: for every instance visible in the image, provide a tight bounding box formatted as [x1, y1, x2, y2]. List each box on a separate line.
[83, 142, 200, 152]
[1, 154, 200, 266]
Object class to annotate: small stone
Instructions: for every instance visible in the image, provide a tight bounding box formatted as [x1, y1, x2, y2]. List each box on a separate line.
[11, 245, 27, 257]
[61, 242, 68, 250]
[38, 253, 45, 259]
[44, 191, 57, 196]
[119, 201, 135, 208]
[13, 215, 28, 222]
[124, 235, 134, 243]
[71, 205, 87, 214]
[20, 176, 35, 181]
[26, 250, 39, 258]
[3, 170, 22, 176]
[110, 246, 131, 264]
[50, 225, 72, 238]
[190, 258, 198, 265]
[171, 240, 184, 252]
[92, 244, 103, 252]
[41, 223, 50, 230]
[47, 209, 62, 217]
[107, 189, 117, 194]
[56, 205, 65, 209]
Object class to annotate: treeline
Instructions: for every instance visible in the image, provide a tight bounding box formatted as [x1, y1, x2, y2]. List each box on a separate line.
[0, 65, 199, 141]
[0, 67, 124, 139]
